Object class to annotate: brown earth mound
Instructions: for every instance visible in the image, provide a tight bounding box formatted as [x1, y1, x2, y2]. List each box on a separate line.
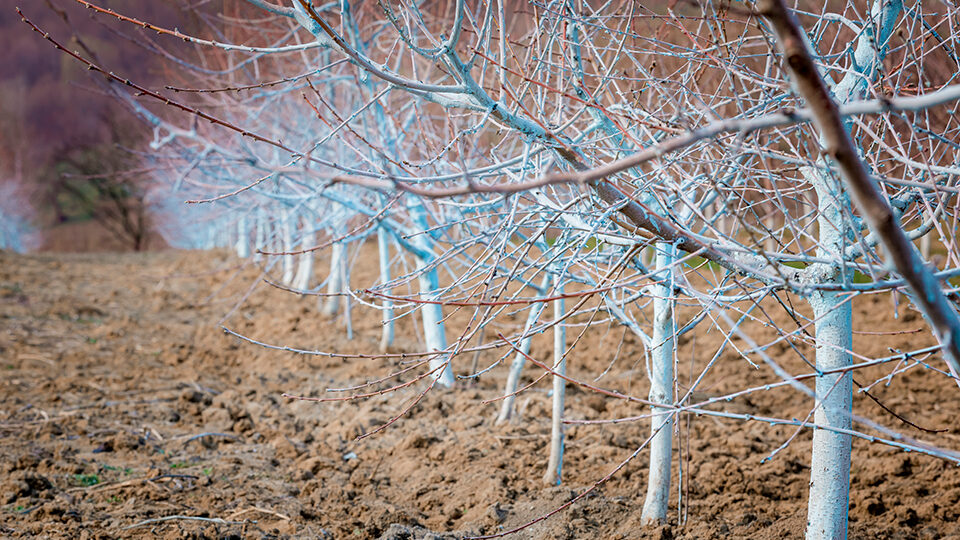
[1, 248, 959, 539]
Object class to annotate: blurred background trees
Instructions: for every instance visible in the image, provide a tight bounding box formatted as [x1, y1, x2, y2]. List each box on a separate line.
[0, 1, 201, 251]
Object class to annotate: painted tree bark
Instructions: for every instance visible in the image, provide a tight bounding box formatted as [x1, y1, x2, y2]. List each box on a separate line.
[806, 290, 853, 539]
[235, 215, 250, 258]
[377, 226, 394, 352]
[322, 237, 345, 317]
[641, 243, 677, 525]
[292, 220, 314, 291]
[408, 200, 455, 387]
[280, 210, 294, 286]
[543, 276, 567, 485]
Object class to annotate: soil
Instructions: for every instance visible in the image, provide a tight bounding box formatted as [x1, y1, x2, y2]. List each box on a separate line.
[1, 247, 959, 539]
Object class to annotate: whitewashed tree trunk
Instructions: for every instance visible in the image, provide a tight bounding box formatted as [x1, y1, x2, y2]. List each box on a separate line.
[253, 208, 265, 262]
[407, 200, 455, 387]
[292, 221, 314, 291]
[378, 227, 394, 352]
[280, 210, 294, 286]
[235, 215, 250, 258]
[415, 252, 454, 386]
[777, 3, 899, 537]
[796, 161, 856, 539]
[641, 243, 676, 526]
[806, 290, 853, 540]
[543, 277, 566, 485]
[496, 273, 553, 423]
[322, 239, 345, 316]
[344, 252, 353, 340]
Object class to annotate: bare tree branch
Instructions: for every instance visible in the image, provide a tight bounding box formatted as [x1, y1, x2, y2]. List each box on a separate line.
[759, 0, 960, 380]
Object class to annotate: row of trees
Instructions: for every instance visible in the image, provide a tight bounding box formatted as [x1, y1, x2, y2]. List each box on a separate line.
[22, 0, 960, 537]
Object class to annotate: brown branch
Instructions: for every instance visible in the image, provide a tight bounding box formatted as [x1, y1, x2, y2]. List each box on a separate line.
[759, 0, 960, 380]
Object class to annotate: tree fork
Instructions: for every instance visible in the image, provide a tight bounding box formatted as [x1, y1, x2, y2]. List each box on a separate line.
[759, 0, 960, 380]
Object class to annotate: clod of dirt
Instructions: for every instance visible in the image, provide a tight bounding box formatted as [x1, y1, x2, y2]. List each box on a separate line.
[376, 523, 460, 540]
[650, 524, 674, 540]
[295, 456, 329, 480]
[1, 472, 53, 504]
[486, 502, 508, 524]
[180, 388, 210, 405]
[35, 502, 82, 523]
[402, 434, 440, 450]
[864, 496, 887, 516]
[111, 431, 144, 451]
[270, 435, 302, 459]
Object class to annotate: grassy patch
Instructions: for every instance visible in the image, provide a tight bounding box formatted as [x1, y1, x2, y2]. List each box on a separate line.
[73, 474, 100, 487]
[102, 464, 133, 476]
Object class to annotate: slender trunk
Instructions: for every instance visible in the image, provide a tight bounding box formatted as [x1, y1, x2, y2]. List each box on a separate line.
[235, 215, 250, 258]
[253, 209, 265, 262]
[407, 199, 454, 387]
[760, 3, 902, 537]
[280, 211, 294, 286]
[322, 239, 345, 316]
[292, 222, 314, 291]
[415, 256, 455, 386]
[344, 252, 353, 340]
[805, 291, 853, 539]
[378, 227, 394, 352]
[641, 243, 676, 526]
[543, 277, 566, 485]
[496, 273, 552, 423]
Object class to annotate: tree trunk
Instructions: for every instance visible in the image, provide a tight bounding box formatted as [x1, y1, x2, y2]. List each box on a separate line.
[280, 210, 294, 286]
[253, 209, 265, 262]
[407, 200, 455, 387]
[543, 276, 566, 485]
[322, 239, 345, 316]
[805, 291, 853, 539]
[641, 243, 676, 526]
[292, 221, 314, 291]
[378, 227, 394, 352]
[235, 215, 250, 258]
[416, 257, 455, 386]
[794, 159, 856, 539]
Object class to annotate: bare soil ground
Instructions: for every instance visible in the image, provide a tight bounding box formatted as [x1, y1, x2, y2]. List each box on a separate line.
[2, 248, 960, 539]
